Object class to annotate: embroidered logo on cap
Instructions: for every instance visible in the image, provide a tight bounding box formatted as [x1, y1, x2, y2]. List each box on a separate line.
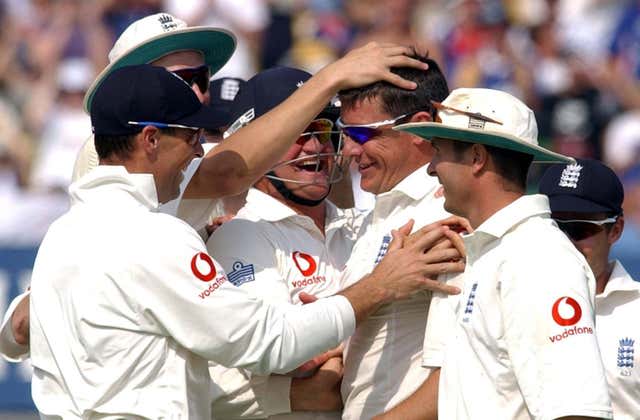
[158, 14, 178, 31]
[617, 338, 635, 376]
[227, 261, 255, 286]
[191, 252, 217, 282]
[293, 251, 317, 277]
[558, 164, 583, 188]
[296, 81, 305, 88]
[220, 79, 241, 101]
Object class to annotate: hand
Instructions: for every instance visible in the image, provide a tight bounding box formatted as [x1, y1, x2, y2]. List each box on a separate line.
[371, 225, 464, 300]
[11, 294, 30, 346]
[404, 215, 472, 259]
[290, 356, 344, 412]
[289, 343, 344, 377]
[317, 42, 429, 91]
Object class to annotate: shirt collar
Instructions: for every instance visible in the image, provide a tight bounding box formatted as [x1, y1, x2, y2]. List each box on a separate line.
[598, 260, 640, 298]
[470, 194, 551, 240]
[377, 163, 439, 202]
[242, 188, 347, 234]
[69, 165, 159, 210]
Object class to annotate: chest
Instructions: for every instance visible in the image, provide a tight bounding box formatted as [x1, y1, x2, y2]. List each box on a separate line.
[596, 300, 640, 381]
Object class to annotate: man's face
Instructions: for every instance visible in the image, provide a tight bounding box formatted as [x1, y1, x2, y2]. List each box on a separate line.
[154, 127, 205, 203]
[269, 118, 336, 202]
[427, 137, 473, 217]
[552, 211, 622, 279]
[152, 51, 210, 104]
[340, 97, 420, 194]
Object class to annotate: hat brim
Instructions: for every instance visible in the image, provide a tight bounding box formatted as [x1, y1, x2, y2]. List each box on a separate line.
[83, 27, 236, 112]
[546, 194, 617, 214]
[394, 122, 574, 163]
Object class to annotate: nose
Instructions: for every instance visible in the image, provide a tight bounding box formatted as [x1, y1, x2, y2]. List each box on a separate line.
[341, 136, 362, 160]
[194, 139, 205, 158]
[427, 159, 438, 177]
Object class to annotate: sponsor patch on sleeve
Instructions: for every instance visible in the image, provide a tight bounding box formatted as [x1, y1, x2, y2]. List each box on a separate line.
[227, 261, 256, 286]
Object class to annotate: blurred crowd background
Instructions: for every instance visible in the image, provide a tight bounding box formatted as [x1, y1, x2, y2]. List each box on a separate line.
[0, 0, 638, 276]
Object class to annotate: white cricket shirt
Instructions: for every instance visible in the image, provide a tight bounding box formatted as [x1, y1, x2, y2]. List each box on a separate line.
[29, 166, 355, 419]
[207, 188, 362, 419]
[340, 164, 453, 419]
[438, 194, 613, 420]
[595, 260, 640, 419]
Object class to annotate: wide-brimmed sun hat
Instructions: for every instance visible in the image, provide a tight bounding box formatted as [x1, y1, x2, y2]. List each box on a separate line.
[394, 88, 573, 163]
[83, 13, 236, 112]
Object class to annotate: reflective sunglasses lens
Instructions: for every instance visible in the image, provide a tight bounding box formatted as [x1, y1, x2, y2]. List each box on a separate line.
[173, 66, 209, 94]
[557, 222, 603, 241]
[343, 126, 377, 144]
[297, 119, 334, 145]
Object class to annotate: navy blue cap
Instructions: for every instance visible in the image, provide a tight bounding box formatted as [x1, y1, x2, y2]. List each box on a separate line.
[90, 64, 224, 136]
[208, 77, 245, 128]
[539, 158, 624, 215]
[226, 67, 312, 135]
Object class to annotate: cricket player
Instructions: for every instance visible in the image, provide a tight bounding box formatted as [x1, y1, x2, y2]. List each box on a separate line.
[206, 66, 355, 419]
[399, 88, 613, 419]
[540, 159, 639, 419]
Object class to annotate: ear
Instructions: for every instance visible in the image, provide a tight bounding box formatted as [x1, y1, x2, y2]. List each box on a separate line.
[140, 126, 160, 160]
[608, 215, 624, 245]
[470, 143, 489, 174]
[408, 111, 434, 146]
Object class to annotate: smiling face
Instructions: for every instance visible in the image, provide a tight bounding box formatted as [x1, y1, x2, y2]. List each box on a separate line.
[153, 126, 204, 203]
[266, 119, 337, 202]
[339, 97, 428, 194]
[427, 137, 474, 217]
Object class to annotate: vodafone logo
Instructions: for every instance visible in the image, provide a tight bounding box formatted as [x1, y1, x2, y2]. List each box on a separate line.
[191, 252, 217, 282]
[551, 296, 582, 326]
[292, 251, 317, 277]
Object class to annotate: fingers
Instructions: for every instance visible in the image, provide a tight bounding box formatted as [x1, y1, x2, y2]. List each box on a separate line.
[396, 219, 414, 236]
[407, 225, 450, 252]
[422, 247, 463, 265]
[421, 278, 462, 295]
[388, 228, 405, 252]
[437, 215, 473, 233]
[443, 228, 466, 259]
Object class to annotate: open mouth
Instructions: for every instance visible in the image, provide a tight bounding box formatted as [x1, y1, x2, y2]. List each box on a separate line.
[295, 157, 328, 173]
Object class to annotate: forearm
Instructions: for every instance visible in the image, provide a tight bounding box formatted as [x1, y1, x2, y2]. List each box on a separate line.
[185, 70, 339, 199]
[338, 272, 392, 325]
[372, 368, 439, 420]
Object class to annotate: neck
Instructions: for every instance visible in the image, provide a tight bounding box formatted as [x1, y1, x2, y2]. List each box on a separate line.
[467, 188, 523, 229]
[256, 179, 328, 234]
[595, 261, 615, 295]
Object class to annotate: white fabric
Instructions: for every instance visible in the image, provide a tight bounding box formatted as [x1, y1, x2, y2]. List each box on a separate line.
[339, 164, 454, 419]
[29, 166, 355, 419]
[71, 139, 217, 233]
[207, 188, 362, 419]
[438, 194, 612, 420]
[0, 291, 30, 362]
[595, 260, 640, 420]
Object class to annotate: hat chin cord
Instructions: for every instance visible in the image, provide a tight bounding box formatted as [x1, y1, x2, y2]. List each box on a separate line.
[266, 172, 330, 207]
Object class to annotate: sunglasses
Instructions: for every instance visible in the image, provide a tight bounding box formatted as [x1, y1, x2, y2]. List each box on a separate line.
[336, 112, 416, 145]
[554, 216, 618, 241]
[296, 118, 335, 146]
[172, 65, 210, 94]
[128, 121, 203, 146]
